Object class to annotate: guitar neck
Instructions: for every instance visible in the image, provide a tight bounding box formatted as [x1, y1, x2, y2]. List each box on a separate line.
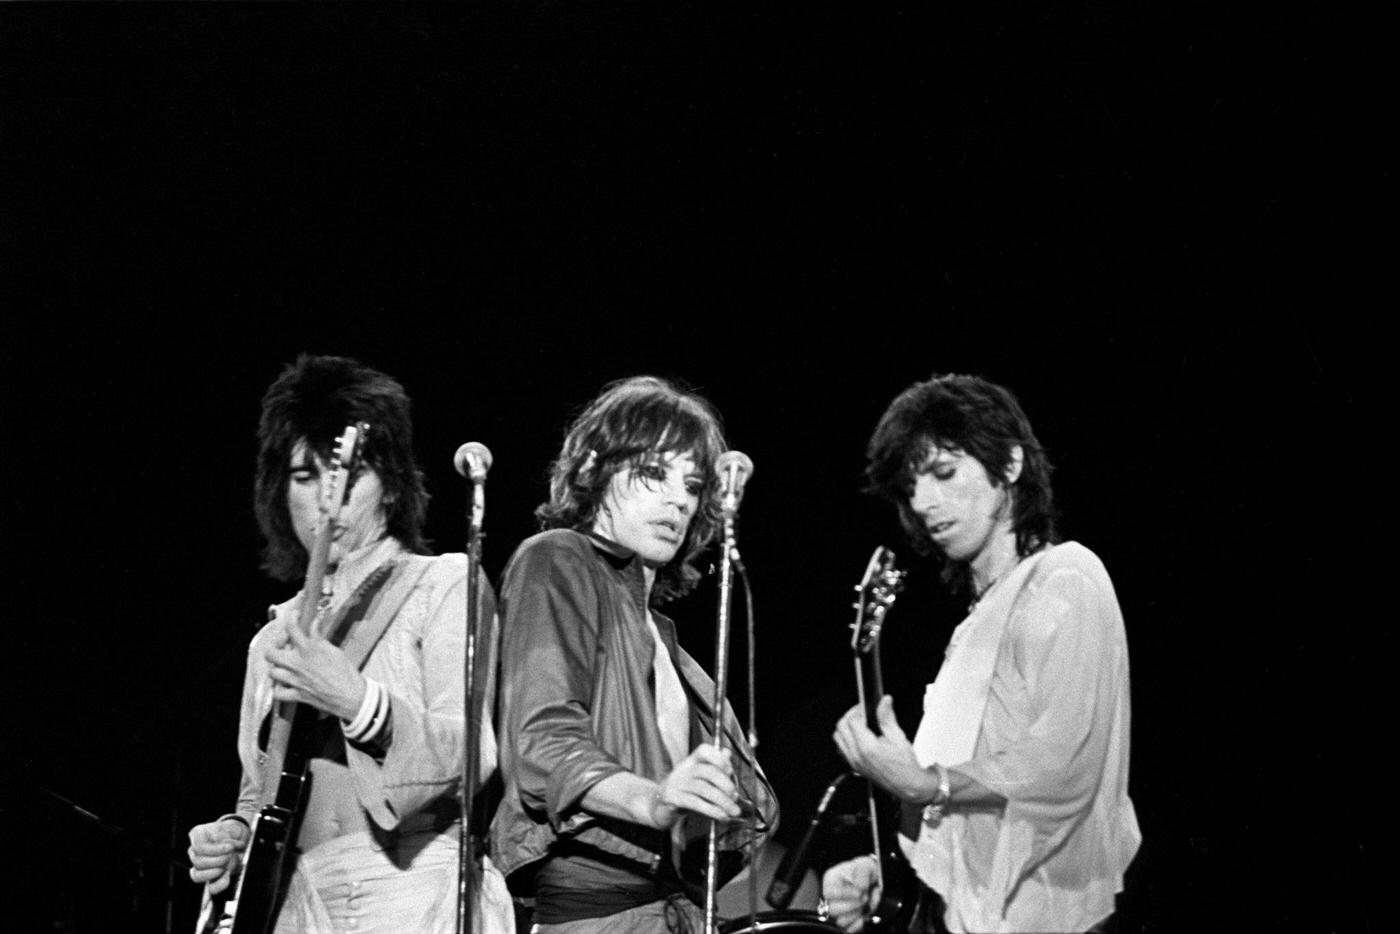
[216, 425, 363, 934]
[257, 540, 334, 809]
[855, 647, 884, 733]
[297, 526, 335, 636]
[844, 546, 915, 932]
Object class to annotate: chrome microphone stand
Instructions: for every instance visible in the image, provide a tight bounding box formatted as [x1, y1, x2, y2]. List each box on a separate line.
[704, 451, 753, 934]
[453, 443, 492, 934]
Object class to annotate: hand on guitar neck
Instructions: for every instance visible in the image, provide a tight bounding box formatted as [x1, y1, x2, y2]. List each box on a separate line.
[264, 613, 370, 722]
[833, 696, 943, 807]
[834, 696, 1007, 814]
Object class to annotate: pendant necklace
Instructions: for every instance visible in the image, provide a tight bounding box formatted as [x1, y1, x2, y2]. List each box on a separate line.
[969, 552, 1021, 612]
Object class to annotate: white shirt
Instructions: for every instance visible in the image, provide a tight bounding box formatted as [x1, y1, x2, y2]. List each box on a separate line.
[902, 542, 1141, 933]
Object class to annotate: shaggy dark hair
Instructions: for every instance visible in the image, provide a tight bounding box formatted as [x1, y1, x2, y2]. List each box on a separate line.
[864, 373, 1057, 588]
[254, 354, 430, 581]
[537, 375, 727, 604]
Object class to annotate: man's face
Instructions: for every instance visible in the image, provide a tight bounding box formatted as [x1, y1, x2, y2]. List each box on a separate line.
[286, 439, 387, 560]
[907, 445, 1012, 564]
[591, 449, 703, 568]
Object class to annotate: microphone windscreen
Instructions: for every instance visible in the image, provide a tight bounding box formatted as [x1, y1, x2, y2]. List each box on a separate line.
[453, 441, 494, 479]
[714, 450, 754, 484]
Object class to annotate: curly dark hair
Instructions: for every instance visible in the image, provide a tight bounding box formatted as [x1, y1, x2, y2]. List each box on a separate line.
[536, 375, 727, 604]
[254, 354, 431, 582]
[864, 373, 1057, 585]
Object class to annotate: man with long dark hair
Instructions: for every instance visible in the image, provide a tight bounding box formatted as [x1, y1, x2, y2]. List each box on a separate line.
[491, 376, 777, 933]
[822, 373, 1139, 933]
[186, 354, 513, 933]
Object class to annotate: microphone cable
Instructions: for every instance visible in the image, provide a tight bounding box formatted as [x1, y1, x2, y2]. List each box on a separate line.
[733, 550, 762, 928]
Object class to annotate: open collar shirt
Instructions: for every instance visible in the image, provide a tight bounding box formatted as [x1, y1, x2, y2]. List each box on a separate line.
[901, 542, 1140, 933]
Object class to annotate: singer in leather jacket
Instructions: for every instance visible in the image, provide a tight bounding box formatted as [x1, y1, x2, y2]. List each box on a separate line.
[490, 376, 778, 933]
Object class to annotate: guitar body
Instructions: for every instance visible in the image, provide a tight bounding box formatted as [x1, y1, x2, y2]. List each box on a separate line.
[850, 547, 920, 934]
[228, 703, 319, 934]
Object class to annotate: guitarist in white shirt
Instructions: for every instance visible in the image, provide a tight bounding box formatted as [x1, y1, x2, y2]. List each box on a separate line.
[186, 354, 513, 934]
[822, 373, 1139, 934]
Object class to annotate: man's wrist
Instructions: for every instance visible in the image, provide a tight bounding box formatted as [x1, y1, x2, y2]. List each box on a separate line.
[899, 762, 944, 805]
[645, 782, 674, 829]
[216, 813, 251, 838]
[919, 763, 952, 825]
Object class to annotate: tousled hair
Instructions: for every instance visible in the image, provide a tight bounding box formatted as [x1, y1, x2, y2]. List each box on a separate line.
[864, 373, 1057, 589]
[254, 354, 430, 581]
[537, 376, 727, 603]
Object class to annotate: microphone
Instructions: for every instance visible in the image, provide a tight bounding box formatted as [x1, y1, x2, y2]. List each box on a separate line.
[715, 450, 753, 516]
[766, 771, 851, 909]
[453, 442, 493, 483]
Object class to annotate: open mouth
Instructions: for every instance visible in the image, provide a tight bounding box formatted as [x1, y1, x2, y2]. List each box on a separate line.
[927, 521, 955, 536]
[652, 519, 681, 539]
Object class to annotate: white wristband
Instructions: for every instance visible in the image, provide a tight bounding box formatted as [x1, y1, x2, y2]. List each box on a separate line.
[342, 678, 384, 741]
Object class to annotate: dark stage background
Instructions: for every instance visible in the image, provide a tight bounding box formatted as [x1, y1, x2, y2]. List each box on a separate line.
[1, 4, 1381, 933]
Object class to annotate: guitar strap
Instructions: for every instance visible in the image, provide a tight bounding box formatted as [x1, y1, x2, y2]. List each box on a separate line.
[251, 555, 437, 770]
[328, 555, 434, 670]
[322, 562, 395, 647]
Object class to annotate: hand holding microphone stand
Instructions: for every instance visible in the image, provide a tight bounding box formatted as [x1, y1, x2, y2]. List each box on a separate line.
[453, 442, 492, 934]
[703, 450, 754, 934]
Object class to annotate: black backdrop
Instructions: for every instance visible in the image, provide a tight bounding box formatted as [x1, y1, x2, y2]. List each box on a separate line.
[1, 4, 1381, 933]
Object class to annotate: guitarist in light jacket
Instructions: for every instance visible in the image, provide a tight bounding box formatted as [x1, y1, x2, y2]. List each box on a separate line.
[186, 354, 514, 933]
[823, 373, 1140, 934]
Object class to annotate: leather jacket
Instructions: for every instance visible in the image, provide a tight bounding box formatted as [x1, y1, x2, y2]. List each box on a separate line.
[488, 529, 777, 893]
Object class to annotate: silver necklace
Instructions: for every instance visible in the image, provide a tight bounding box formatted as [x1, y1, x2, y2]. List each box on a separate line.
[969, 554, 1021, 611]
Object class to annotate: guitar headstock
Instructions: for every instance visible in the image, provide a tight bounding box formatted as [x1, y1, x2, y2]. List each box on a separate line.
[319, 422, 370, 519]
[849, 545, 906, 656]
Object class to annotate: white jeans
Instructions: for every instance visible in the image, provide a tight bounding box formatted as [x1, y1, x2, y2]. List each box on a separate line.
[273, 829, 513, 934]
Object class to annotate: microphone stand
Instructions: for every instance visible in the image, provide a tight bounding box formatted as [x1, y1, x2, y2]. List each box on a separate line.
[457, 471, 486, 934]
[703, 499, 742, 934]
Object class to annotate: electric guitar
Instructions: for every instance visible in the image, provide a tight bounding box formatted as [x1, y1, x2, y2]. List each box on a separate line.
[202, 423, 367, 934]
[848, 546, 917, 933]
